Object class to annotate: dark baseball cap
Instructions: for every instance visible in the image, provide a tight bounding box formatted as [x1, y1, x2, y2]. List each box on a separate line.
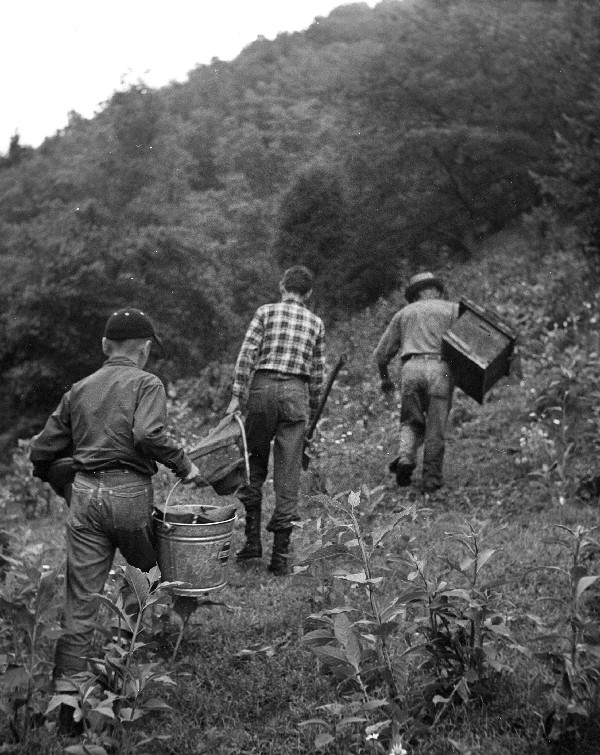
[103, 308, 163, 348]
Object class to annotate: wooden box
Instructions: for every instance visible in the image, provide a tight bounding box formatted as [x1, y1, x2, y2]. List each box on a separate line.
[441, 298, 517, 404]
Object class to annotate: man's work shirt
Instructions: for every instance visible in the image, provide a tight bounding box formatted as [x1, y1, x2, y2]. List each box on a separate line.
[30, 355, 192, 478]
[232, 294, 326, 421]
[374, 299, 460, 368]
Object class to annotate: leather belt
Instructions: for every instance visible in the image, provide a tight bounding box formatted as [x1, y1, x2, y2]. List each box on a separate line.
[82, 467, 139, 476]
[256, 369, 309, 382]
[402, 353, 445, 363]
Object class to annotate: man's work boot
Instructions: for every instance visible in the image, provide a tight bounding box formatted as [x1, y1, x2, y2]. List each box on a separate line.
[236, 507, 262, 561]
[389, 457, 415, 487]
[268, 529, 292, 576]
[422, 479, 443, 495]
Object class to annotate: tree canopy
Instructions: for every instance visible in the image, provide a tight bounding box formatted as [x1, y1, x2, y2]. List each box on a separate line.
[0, 0, 599, 442]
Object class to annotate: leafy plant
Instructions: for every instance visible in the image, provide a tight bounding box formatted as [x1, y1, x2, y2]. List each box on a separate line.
[397, 523, 516, 723]
[47, 564, 179, 754]
[297, 490, 414, 751]
[527, 524, 600, 745]
[4, 439, 51, 520]
[0, 538, 62, 743]
[298, 497, 521, 752]
[298, 697, 391, 754]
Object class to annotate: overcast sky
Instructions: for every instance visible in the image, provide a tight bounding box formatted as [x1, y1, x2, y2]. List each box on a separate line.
[0, 0, 379, 151]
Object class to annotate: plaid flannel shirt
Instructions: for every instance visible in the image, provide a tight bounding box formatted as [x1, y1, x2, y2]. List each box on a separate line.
[232, 294, 326, 420]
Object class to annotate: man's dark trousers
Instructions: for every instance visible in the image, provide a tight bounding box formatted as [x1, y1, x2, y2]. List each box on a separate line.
[238, 372, 308, 532]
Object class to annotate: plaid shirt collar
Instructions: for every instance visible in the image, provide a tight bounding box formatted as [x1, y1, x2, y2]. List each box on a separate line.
[281, 292, 306, 306]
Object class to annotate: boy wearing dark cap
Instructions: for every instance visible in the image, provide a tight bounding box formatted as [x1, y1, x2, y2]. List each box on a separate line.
[374, 273, 459, 494]
[30, 308, 200, 706]
[226, 266, 325, 576]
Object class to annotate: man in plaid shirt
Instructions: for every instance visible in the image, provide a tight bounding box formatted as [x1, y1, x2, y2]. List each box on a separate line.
[226, 266, 325, 575]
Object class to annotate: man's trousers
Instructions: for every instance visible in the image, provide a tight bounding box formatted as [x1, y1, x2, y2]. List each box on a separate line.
[238, 372, 309, 532]
[397, 357, 454, 488]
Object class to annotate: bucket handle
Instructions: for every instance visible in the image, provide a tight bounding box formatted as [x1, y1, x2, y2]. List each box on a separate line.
[231, 411, 251, 486]
[159, 479, 212, 527]
[157, 480, 183, 530]
[161, 410, 249, 523]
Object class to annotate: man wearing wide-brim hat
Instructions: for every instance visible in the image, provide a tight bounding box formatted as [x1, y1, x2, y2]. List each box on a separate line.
[374, 272, 459, 494]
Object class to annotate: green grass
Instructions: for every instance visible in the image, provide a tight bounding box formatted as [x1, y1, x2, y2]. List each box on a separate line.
[3, 223, 600, 753]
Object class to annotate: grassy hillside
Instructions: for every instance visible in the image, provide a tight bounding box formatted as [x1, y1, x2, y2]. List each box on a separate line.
[2, 222, 600, 754]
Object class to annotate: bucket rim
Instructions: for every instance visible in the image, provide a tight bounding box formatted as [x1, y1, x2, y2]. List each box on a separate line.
[153, 510, 237, 527]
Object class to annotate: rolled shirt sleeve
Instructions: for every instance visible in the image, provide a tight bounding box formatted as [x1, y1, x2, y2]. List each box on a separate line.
[30, 393, 73, 479]
[232, 310, 264, 406]
[309, 321, 326, 422]
[373, 314, 402, 369]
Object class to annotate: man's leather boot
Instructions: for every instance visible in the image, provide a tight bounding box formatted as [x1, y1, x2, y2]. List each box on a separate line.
[268, 528, 292, 576]
[236, 507, 262, 560]
[389, 457, 415, 487]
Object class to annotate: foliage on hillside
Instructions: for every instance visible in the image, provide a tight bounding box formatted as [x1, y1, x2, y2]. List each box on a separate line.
[1, 0, 599, 444]
[3, 223, 600, 753]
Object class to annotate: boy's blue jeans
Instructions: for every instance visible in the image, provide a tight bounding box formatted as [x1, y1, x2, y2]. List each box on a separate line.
[54, 470, 156, 679]
[238, 372, 309, 532]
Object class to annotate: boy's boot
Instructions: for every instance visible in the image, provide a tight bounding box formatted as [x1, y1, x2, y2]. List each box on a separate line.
[268, 528, 292, 576]
[58, 703, 84, 736]
[236, 506, 262, 560]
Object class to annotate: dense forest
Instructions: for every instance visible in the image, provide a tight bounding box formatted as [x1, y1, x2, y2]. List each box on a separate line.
[0, 0, 598, 454]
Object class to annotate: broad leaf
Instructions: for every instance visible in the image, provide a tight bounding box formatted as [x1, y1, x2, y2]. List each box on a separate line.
[372, 514, 409, 550]
[311, 645, 352, 665]
[296, 543, 355, 565]
[118, 706, 146, 721]
[314, 733, 335, 748]
[45, 694, 81, 714]
[141, 697, 172, 711]
[439, 588, 471, 602]
[332, 571, 383, 585]
[334, 613, 361, 670]
[124, 564, 151, 609]
[337, 716, 367, 727]
[34, 569, 59, 621]
[302, 629, 335, 645]
[474, 548, 498, 572]
[298, 718, 328, 727]
[91, 594, 134, 629]
[576, 575, 600, 601]
[92, 704, 116, 720]
[362, 700, 389, 711]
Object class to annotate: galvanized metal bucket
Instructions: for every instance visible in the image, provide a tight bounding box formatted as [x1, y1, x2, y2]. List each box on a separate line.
[153, 481, 238, 596]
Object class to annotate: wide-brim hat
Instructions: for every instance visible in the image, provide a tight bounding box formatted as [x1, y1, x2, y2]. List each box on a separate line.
[405, 272, 445, 303]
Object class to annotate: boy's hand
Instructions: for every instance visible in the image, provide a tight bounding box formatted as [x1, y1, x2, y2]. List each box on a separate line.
[182, 462, 201, 485]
